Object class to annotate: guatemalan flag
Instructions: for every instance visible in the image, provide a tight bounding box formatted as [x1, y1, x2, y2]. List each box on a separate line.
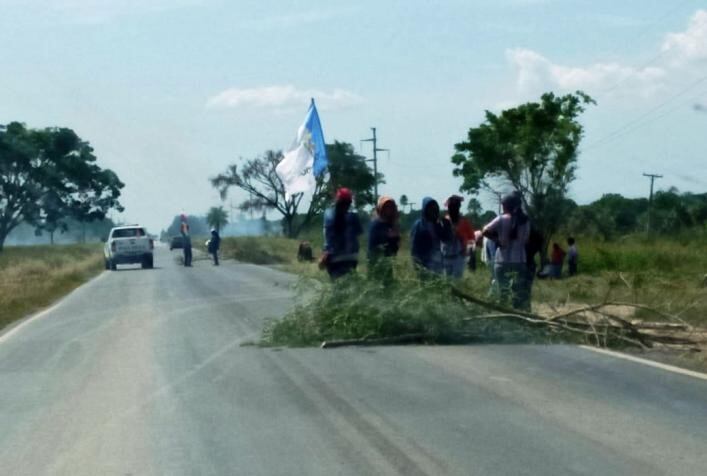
[276, 99, 328, 199]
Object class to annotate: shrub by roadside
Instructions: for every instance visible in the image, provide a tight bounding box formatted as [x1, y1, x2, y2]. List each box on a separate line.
[0, 244, 103, 331]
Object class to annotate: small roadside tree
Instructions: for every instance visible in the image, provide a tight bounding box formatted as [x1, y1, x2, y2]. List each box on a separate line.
[211, 142, 381, 238]
[451, 91, 594, 251]
[206, 206, 229, 233]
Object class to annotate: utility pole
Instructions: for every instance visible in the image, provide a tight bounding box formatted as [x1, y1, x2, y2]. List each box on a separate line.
[361, 127, 388, 205]
[643, 172, 663, 232]
[493, 191, 503, 215]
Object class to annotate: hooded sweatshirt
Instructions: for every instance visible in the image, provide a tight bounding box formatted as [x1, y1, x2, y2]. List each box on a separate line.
[368, 196, 400, 261]
[410, 197, 452, 273]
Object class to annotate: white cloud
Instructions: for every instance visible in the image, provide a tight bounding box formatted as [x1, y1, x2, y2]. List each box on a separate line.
[505, 9, 707, 100]
[662, 9, 707, 65]
[506, 48, 665, 97]
[206, 85, 364, 112]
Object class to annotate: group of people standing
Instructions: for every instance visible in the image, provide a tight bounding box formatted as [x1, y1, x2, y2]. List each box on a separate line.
[179, 219, 221, 267]
[320, 188, 549, 310]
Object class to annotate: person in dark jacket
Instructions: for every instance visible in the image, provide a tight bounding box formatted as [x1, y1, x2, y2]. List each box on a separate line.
[410, 197, 452, 275]
[321, 188, 363, 279]
[368, 196, 400, 281]
[207, 228, 221, 265]
[180, 221, 192, 267]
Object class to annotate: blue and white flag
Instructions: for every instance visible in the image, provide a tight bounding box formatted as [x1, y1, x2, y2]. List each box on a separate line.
[276, 99, 328, 198]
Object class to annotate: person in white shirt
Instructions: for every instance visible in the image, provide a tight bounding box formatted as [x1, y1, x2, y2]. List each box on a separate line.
[482, 192, 530, 309]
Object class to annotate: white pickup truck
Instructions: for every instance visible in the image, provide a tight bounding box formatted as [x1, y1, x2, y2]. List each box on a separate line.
[104, 225, 154, 270]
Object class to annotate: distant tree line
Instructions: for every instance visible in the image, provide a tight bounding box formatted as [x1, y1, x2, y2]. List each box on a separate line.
[563, 189, 707, 239]
[5, 217, 117, 246]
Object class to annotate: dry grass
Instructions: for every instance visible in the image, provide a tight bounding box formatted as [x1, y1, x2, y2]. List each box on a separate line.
[0, 244, 104, 331]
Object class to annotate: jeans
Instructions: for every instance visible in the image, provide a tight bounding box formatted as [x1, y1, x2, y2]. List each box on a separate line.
[211, 251, 219, 265]
[494, 262, 530, 310]
[183, 246, 192, 267]
[568, 259, 577, 276]
[443, 255, 466, 279]
[327, 260, 357, 280]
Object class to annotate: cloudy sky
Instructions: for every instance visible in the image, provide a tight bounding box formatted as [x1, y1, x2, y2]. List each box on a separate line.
[1, 0, 706, 231]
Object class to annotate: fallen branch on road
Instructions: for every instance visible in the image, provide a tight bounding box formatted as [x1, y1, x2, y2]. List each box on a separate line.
[451, 287, 705, 352]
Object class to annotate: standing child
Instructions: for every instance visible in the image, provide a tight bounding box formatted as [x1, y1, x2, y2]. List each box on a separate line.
[550, 243, 566, 278]
[567, 237, 578, 276]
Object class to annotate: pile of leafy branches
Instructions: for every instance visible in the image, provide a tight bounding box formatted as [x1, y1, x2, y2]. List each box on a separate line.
[262, 267, 706, 350]
[262, 272, 577, 347]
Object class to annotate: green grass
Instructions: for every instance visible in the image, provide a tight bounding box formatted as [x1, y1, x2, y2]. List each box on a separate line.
[533, 232, 707, 326]
[0, 244, 104, 331]
[224, 230, 706, 347]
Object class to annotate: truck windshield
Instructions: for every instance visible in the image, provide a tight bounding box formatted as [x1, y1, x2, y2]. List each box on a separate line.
[112, 228, 145, 238]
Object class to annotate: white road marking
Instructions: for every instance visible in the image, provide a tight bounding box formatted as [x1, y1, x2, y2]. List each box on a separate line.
[580, 345, 707, 382]
[0, 271, 109, 344]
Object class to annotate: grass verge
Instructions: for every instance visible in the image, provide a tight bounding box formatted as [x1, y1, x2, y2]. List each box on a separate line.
[0, 244, 104, 331]
[219, 232, 705, 349]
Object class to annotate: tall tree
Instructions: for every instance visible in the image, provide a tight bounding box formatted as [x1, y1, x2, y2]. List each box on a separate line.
[451, 91, 594, 247]
[0, 122, 124, 251]
[399, 194, 409, 209]
[206, 206, 229, 232]
[211, 142, 381, 238]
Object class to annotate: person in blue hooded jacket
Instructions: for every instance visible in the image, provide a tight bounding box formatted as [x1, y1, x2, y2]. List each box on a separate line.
[321, 187, 363, 279]
[410, 197, 452, 275]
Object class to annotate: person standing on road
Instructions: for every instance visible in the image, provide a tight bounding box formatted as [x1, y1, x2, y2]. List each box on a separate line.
[320, 188, 363, 279]
[482, 192, 530, 308]
[181, 222, 193, 267]
[208, 228, 221, 266]
[368, 196, 401, 281]
[410, 197, 452, 276]
[442, 195, 475, 279]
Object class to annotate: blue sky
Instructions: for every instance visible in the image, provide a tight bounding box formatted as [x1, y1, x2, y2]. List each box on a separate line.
[1, 0, 706, 231]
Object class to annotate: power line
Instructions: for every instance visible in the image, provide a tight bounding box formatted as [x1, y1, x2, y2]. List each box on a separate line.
[597, 0, 693, 94]
[583, 74, 707, 152]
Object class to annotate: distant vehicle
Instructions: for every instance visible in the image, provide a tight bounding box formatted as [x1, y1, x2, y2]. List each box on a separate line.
[169, 235, 184, 250]
[104, 225, 154, 270]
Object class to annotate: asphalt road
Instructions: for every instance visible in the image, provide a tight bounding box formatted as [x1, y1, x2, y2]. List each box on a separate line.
[1, 246, 706, 475]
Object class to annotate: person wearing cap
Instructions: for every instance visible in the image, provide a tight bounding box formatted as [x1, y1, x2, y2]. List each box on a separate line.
[207, 228, 221, 266]
[410, 197, 452, 275]
[321, 187, 363, 279]
[482, 191, 531, 308]
[368, 196, 401, 281]
[442, 195, 475, 279]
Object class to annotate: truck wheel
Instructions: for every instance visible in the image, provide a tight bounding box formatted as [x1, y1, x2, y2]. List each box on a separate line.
[110, 260, 117, 271]
[104, 259, 110, 270]
[142, 256, 154, 269]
